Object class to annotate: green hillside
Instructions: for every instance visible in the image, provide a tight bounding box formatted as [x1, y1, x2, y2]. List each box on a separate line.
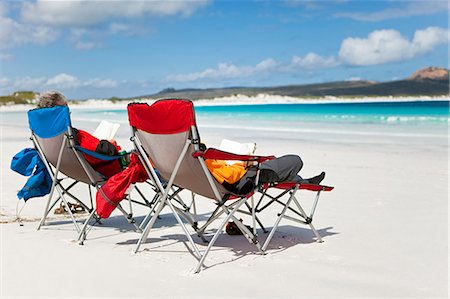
[0, 91, 38, 105]
[137, 79, 449, 100]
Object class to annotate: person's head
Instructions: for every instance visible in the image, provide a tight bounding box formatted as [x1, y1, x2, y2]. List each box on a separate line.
[37, 90, 68, 108]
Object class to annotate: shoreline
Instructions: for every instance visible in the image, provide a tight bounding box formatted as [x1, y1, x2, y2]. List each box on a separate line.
[1, 94, 449, 112]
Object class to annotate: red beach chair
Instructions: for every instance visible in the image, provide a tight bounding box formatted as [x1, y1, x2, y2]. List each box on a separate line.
[128, 99, 270, 273]
[128, 99, 334, 272]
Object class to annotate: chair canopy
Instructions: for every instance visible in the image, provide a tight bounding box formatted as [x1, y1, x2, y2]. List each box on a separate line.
[28, 106, 71, 138]
[28, 106, 103, 184]
[128, 100, 229, 199]
[128, 100, 196, 134]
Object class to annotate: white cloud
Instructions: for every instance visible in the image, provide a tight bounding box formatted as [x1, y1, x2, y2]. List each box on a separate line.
[45, 73, 119, 88]
[0, 14, 59, 49]
[167, 63, 239, 82]
[46, 73, 80, 88]
[335, 1, 448, 21]
[109, 23, 132, 34]
[11, 1, 208, 50]
[84, 78, 118, 88]
[0, 2, 8, 17]
[255, 58, 278, 71]
[339, 27, 449, 66]
[108, 22, 153, 37]
[21, 0, 210, 27]
[290, 53, 338, 69]
[10, 76, 47, 91]
[0, 73, 118, 93]
[68, 28, 101, 50]
[166, 53, 337, 83]
[412, 27, 449, 55]
[166, 60, 278, 83]
[75, 41, 98, 50]
[0, 77, 11, 86]
[0, 52, 13, 61]
[346, 76, 361, 82]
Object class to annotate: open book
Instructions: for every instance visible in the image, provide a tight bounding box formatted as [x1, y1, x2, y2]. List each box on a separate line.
[92, 120, 120, 140]
[219, 138, 257, 165]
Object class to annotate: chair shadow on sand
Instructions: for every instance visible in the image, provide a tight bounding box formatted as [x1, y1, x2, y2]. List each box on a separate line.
[41, 211, 338, 269]
[36, 211, 179, 238]
[115, 210, 338, 270]
[197, 225, 338, 270]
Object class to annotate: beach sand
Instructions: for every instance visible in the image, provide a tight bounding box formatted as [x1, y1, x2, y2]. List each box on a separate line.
[0, 121, 448, 298]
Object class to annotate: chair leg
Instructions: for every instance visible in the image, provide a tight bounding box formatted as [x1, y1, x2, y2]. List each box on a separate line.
[127, 195, 133, 216]
[229, 214, 264, 254]
[194, 198, 247, 273]
[138, 194, 160, 231]
[292, 197, 323, 242]
[78, 209, 96, 245]
[308, 222, 323, 243]
[59, 193, 81, 233]
[244, 201, 268, 233]
[88, 185, 94, 210]
[116, 203, 141, 232]
[165, 198, 202, 259]
[251, 196, 256, 236]
[262, 191, 296, 252]
[37, 183, 57, 230]
[135, 199, 166, 253]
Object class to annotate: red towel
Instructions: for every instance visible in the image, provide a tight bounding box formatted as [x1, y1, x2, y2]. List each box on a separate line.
[96, 153, 148, 218]
[76, 129, 122, 178]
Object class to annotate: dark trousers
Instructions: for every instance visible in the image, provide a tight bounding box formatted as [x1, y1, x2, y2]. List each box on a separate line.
[228, 155, 304, 194]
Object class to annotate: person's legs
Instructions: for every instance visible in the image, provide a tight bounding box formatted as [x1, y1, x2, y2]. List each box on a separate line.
[259, 154, 303, 183]
[232, 155, 325, 194]
[232, 155, 303, 194]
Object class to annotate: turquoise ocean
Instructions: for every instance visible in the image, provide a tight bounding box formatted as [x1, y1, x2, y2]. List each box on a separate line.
[1, 100, 449, 145]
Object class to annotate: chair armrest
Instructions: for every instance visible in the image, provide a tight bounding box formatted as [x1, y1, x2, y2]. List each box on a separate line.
[74, 145, 130, 161]
[193, 147, 274, 163]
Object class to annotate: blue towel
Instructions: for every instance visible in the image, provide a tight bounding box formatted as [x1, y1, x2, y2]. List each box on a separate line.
[11, 148, 52, 201]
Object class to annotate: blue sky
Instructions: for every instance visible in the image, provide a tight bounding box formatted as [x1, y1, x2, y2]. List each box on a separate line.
[0, 0, 448, 99]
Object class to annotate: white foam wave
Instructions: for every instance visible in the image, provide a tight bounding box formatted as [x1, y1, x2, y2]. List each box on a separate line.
[383, 116, 449, 123]
[192, 94, 449, 106]
[199, 123, 448, 138]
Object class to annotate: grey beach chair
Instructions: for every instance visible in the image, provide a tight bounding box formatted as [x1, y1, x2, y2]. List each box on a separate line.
[27, 106, 141, 237]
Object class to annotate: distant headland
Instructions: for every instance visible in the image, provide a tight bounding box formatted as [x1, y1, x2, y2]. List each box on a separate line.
[1, 66, 448, 106]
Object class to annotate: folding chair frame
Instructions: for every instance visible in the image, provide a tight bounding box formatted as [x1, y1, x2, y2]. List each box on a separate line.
[255, 182, 333, 251]
[131, 121, 265, 273]
[131, 132, 202, 260]
[30, 125, 142, 239]
[32, 132, 88, 233]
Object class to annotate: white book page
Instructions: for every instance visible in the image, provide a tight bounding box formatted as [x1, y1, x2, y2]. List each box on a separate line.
[92, 120, 120, 140]
[219, 139, 257, 165]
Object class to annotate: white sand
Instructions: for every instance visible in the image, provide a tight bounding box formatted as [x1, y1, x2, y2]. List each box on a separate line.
[0, 119, 448, 298]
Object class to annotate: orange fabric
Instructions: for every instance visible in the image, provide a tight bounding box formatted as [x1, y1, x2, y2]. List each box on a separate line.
[205, 159, 247, 184]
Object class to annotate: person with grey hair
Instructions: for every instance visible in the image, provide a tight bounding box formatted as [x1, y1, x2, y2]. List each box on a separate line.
[36, 90, 126, 178]
[37, 90, 68, 108]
